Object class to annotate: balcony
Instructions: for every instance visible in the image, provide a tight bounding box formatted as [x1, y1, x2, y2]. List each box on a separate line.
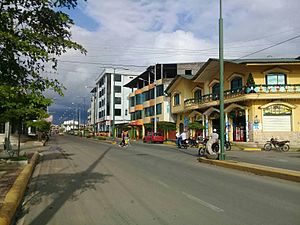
[184, 84, 300, 110]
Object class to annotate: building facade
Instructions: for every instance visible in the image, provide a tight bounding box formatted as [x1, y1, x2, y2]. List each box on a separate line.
[93, 68, 139, 135]
[166, 58, 300, 147]
[124, 62, 204, 140]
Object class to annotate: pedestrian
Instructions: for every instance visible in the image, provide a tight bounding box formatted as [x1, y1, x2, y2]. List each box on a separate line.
[120, 130, 126, 147]
[180, 130, 187, 146]
[176, 131, 181, 146]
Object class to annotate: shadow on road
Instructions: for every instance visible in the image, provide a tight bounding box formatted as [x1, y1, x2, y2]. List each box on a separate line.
[19, 147, 113, 225]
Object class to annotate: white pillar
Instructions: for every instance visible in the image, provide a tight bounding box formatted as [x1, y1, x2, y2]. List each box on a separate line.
[205, 115, 209, 137]
[245, 108, 249, 142]
[202, 114, 206, 138]
[225, 113, 229, 141]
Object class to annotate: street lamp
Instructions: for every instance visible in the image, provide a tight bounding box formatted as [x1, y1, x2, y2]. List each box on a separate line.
[77, 96, 88, 137]
[86, 86, 97, 137]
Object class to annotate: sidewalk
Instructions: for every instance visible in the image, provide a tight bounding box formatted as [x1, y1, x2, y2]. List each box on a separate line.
[0, 140, 43, 220]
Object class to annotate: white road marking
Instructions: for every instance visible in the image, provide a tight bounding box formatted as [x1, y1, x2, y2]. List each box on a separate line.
[182, 192, 224, 213]
[150, 178, 171, 189]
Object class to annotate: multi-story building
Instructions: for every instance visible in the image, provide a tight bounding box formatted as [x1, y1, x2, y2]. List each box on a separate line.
[124, 62, 204, 140]
[92, 68, 140, 135]
[166, 57, 300, 147]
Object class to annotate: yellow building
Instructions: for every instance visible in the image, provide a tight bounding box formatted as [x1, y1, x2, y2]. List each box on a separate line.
[166, 58, 300, 147]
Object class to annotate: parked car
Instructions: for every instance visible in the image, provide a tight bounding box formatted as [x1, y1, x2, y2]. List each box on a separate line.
[143, 132, 164, 144]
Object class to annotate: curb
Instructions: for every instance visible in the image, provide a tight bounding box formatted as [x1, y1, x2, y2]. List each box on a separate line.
[243, 147, 261, 151]
[198, 157, 300, 183]
[0, 152, 40, 225]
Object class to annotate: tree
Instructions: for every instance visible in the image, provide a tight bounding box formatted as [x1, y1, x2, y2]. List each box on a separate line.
[246, 73, 255, 87]
[157, 122, 176, 140]
[188, 122, 205, 138]
[0, 0, 86, 156]
[27, 119, 51, 140]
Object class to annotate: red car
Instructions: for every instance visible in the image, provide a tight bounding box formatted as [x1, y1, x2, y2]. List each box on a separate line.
[143, 132, 164, 144]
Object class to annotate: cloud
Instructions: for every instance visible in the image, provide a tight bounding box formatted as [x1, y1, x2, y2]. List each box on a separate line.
[49, 0, 300, 124]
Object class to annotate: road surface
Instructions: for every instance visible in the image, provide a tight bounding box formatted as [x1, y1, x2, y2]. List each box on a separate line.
[17, 135, 300, 225]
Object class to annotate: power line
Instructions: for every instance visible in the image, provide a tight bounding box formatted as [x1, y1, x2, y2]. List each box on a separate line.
[236, 34, 300, 60]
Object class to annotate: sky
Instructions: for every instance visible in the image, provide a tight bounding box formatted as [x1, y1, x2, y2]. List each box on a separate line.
[46, 0, 300, 124]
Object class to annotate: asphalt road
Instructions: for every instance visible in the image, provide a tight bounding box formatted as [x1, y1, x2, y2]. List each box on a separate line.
[17, 135, 300, 225]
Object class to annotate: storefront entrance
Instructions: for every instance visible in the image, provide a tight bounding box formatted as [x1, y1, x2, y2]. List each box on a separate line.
[230, 109, 246, 142]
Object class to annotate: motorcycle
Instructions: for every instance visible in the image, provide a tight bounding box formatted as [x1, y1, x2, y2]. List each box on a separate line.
[198, 138, 219, 159]
[263, 138, 290, 152]
[178, 139, 189, 149]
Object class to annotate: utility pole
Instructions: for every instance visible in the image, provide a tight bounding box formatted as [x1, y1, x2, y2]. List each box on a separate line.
[112, 68, 116, 140]
[154, 64, 157, 133]
[219, 0, 225, 160]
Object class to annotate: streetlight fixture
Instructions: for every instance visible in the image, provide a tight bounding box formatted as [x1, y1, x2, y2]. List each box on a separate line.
[85, 86, 97, 137]
[219, 0, 225, 160]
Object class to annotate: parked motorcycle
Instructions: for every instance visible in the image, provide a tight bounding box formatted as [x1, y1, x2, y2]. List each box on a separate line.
[225, 140, 231, 151]
[198, 138, 219, 159]
[263, 138, 290, 152]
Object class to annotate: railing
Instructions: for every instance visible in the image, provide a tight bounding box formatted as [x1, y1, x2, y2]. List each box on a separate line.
[184, 84, 300, 107]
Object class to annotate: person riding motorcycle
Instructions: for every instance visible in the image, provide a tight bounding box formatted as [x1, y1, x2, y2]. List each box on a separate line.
[206, 128, 219, 155]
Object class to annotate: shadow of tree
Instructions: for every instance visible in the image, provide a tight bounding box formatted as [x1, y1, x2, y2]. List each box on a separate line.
[20, 147, 112, 225]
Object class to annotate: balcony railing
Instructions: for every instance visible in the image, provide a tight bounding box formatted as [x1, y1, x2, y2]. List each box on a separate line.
[184, 84, 300, 107]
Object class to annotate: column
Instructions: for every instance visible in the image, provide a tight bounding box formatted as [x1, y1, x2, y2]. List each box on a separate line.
[225, 113, 228, 141]
[245, 108, 249, 142]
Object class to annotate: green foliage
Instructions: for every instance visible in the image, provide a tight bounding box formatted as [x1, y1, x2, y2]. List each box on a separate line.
[27, 120, 51, 132]
[0, 0, 86, 122]
[157, 121, 176, 131]
[246, 73, 255, 86]
[188, 122, 205, 130]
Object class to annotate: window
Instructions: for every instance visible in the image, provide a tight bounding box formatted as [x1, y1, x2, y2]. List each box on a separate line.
[125, 109, 128, 116]
[149, 88, 155, 99]
[114, 74, 121, 82]
[231, 77, 243, 91]
[194, 89, 202, 100]
[136, 110, 142, 119]
[174, 93, 180, 105]
[136, 94, 142, 105]
[114, 85, 121, 93]
[115, 97, 121, 104]
[115, 109, 121, 116]
[156, 103, 162, 115]
[156, 85, 164, 97]
[266, 73, 286, 85]
[143, 91, 150, 101]
[106, 102, 110, 116]
[212, 83, 220, 100]
[185, 70, 192, 75]
[130, 96, 135, 107]
[144, 106, 154, 117]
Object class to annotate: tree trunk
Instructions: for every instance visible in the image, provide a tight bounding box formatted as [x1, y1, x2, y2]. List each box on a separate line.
[17, 119, 22, 158]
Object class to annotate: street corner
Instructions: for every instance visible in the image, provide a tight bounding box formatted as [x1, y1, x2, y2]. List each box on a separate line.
[198, 157, 300, 183]
[0, 152, 40, 225]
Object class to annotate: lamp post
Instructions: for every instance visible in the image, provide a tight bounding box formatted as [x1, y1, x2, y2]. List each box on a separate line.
[77, 96, 88, 137]
[86, 86, 97, 137]
[219, 0, 225, 160]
